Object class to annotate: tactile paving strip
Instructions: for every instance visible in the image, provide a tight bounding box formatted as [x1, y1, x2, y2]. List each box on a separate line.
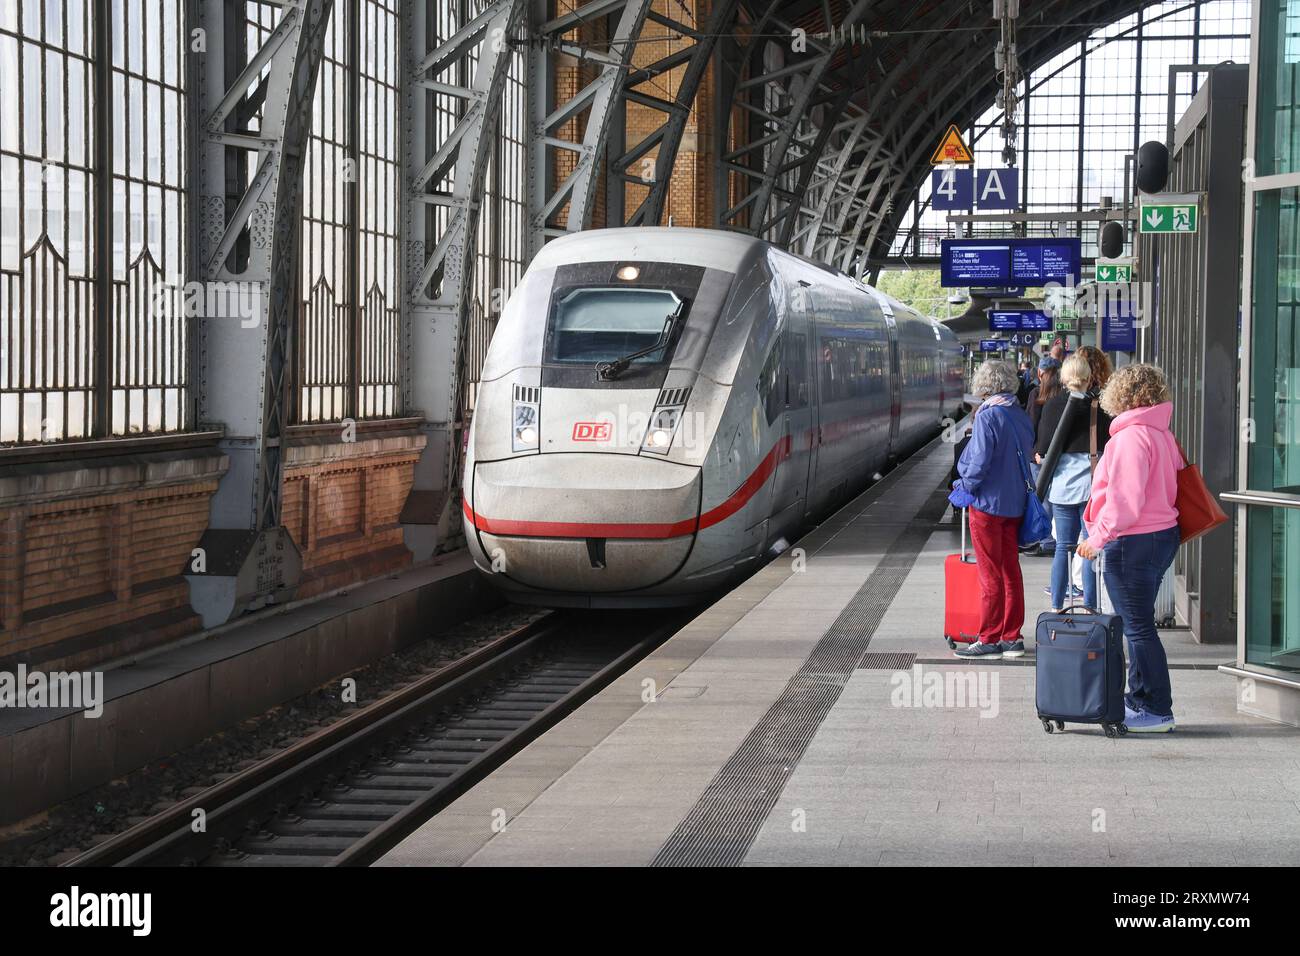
[651, 455, 952, 867]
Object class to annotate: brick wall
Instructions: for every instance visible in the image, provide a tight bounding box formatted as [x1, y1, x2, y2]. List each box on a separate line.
[619, 0, 714, 228]
[0, 432, 424, 672]
[281, 432, 423, 598]
[0, 452, 226, 671]
[551, 0, 717, 231]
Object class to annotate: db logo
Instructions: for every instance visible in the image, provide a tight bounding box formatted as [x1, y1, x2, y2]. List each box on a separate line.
[572, 421, 612, 442]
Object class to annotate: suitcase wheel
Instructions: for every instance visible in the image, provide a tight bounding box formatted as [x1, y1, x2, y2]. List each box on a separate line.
[945, 637, 956, 650]
[1104, 722, 1127, 738]
[1041, 719, 1055, 734]
[1055, 720, 1064, 731]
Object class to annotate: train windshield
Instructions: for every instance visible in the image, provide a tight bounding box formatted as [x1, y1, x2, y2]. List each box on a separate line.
[546, 287, 684, 367]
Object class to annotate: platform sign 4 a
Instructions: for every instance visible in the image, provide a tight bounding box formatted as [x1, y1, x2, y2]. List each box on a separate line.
[1094, 259, 1133, 282]
[975, 168, 1018, 210]
[1139, 193, 1199, 234]
[930, 124, 973, 165]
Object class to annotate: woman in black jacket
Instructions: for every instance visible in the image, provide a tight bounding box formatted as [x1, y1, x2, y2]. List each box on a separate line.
[1021, 365, 1061, 556]
[1034, 349, 1114, 610]
[1029, 365, 1062, 435]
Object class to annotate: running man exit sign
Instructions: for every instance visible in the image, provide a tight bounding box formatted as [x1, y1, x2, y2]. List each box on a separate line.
[1139, 193, 1199, 234]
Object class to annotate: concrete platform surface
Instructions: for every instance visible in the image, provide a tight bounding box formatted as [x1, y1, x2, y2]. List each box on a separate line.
[379, 437, 1300, 868]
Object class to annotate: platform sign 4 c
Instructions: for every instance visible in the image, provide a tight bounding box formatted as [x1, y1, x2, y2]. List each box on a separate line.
[1139, 193, 1199, 234]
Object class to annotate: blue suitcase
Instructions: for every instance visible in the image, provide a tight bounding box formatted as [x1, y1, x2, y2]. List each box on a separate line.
[1034, 560, 1128, 737]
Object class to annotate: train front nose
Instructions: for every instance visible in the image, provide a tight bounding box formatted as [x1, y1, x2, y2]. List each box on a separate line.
[466, 454, 700, 593]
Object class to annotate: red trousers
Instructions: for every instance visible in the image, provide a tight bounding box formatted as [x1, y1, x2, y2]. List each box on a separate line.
[969, 508, 1025, 644]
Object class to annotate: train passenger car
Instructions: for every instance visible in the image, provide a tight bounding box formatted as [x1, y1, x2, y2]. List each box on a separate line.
[461, 227, 965, 607]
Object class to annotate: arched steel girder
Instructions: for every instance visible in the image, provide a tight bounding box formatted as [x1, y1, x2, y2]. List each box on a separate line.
[863, 0, 1187, 269]
[836, 8, 1044, 273]
[615, 0, 743, 226]
[526, 0, 654, 253]
[816, 0, 1132, 274]
[794, 110, 868, 256]
[717, 0, 875, 239]
[400, 0, 527, 561]
[833, 9, 1017, 273]
[776, 28, 878, 250]
[775, 85, 856, 247]
[408, 1, 526, 306]
[816, 0, 988, 267]
[857, 0, 1129, 266]
[850, 0, 1151, 273]
[186, 0, 336, 626]
[725, 0, 984, 263]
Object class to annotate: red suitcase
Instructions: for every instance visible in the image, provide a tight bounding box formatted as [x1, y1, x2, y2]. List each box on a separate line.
[944, 508, 981, 648]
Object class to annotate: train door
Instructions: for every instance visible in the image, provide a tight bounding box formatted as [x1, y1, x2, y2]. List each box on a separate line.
[807, 312, 838, 518]
[769, 301, 814, 530]
[883, 311, 902, 456]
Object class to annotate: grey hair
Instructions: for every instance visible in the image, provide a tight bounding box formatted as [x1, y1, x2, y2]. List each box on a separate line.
[971, 359, 1020, 398]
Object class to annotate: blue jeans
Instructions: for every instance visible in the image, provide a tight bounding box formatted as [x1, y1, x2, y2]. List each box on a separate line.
[1050, 502, 1094, 609]
[1101, 526, 1181, 718]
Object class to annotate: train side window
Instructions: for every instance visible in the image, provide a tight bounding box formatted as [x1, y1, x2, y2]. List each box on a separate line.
[758, 338, 783, 425]
[786, 333, 808, 408]
[820, 336, 845, 403]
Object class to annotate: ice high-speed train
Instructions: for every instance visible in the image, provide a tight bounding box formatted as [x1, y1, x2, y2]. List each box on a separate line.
[462, 228, 965, 607]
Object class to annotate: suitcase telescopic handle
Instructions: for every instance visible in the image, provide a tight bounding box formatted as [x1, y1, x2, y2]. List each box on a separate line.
[961, 507, 971, 563]
[1060, 549, 1104, 614]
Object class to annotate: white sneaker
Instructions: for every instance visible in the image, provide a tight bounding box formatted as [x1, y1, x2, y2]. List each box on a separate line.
[1124, 710, 1176, 733]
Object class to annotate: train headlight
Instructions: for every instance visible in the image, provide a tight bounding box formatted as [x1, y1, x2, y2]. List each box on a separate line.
[512, 400, 539, 452]
[641, 406, 681, 454]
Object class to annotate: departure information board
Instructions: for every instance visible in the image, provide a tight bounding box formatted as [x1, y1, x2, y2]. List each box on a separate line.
[943, 244, 1010, 285]
[1011, 242, 1078, 283]
[941, 238, 1081, 287]
[988, 310, 1052, 331]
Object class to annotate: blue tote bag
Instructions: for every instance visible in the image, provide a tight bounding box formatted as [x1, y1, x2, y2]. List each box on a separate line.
[1016, 446, 1052, 547]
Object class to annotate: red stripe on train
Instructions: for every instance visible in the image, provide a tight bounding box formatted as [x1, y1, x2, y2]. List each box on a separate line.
[464, 437, 792, 540]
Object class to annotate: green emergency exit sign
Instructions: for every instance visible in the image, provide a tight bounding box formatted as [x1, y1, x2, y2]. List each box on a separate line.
[1139, 193, 1199, 234]
[1094, 261, 1132, 282]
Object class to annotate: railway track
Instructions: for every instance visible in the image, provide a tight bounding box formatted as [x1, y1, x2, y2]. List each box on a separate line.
[66, 612, 677, 868]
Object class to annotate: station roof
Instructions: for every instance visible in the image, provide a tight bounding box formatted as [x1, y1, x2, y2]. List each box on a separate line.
[759, 0, 1152, 267]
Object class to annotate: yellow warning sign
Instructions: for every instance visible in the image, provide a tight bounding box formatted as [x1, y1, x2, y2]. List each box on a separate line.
[930, 124, 973, 165]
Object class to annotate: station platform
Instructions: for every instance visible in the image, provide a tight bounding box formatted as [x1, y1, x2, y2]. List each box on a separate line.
[379, 436, 1300, 867]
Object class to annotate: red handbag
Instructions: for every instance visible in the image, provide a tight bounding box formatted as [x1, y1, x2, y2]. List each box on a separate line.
[1172, 435, 1229, 543]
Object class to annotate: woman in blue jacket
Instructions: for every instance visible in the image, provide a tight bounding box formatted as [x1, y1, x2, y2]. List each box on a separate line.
[951, 360, 1038, 659]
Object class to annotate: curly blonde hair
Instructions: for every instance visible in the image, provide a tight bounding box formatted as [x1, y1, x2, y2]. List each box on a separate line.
[1099, 363, 1171, 416]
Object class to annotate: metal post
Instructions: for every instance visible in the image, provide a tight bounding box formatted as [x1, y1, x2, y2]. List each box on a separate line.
[92, 0, 112, 437]
[400, 0, 527, 560]
[185, 0, 336, 627]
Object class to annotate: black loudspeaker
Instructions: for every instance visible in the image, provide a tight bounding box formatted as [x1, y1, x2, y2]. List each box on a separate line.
[1136, 140, 1169, 194]
[1099, 221, 1125, 259]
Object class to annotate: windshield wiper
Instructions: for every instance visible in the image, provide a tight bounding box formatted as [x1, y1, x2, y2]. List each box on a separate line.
[595, 305, 682, 381]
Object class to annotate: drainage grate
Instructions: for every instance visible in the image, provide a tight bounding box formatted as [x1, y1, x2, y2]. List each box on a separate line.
[652, 450, 952, 868]
[857, 651, 917, 670]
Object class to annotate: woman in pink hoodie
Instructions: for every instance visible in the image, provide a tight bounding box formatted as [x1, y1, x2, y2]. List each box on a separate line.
[1078, 364, 1181, 733]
